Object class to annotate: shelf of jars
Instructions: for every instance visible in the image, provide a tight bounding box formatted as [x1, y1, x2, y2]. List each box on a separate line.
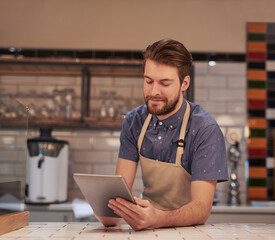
[0, 90, 126, 129]
[0, 87, 138, 129]
[0, 54, 143, 129]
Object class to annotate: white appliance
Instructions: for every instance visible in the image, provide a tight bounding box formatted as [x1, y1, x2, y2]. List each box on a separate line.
[25, 128, 69, 204]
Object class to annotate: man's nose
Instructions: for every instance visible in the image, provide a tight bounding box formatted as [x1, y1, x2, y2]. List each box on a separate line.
[151, 83, 161, 95]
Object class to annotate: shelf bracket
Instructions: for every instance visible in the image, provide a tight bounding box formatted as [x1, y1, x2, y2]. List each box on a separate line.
[81, 66, 90, 121]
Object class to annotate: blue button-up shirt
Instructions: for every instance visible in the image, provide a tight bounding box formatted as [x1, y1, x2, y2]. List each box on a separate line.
[119, 100, 228, 182]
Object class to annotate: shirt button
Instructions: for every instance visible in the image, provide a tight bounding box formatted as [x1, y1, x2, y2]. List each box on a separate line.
[170, 125, 173, 129]
[158, 136, 162, 140]
[159, 122, 163, 126]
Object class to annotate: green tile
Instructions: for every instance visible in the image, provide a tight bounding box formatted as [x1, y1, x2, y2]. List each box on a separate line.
[248, 178, 266, 187]
[250, 129, 266, 137]
[248, 81, 266, 89]
[247, 33, 266, 41]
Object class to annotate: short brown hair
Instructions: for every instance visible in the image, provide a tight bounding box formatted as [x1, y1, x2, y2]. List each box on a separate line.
[143, 39, 193, 84]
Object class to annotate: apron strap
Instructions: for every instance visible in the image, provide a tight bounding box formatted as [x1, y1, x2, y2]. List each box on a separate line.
[138, 113, 152, 153]
[175, 102, 190, 166]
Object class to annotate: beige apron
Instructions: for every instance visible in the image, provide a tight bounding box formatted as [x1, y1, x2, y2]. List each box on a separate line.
[138, 102, 191, 211]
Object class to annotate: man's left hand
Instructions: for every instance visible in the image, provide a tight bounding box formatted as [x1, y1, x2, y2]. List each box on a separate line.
[108, 197, 162, 231]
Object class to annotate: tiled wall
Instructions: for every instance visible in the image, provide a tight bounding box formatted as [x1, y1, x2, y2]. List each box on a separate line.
[0, 61, 247, 205]
[247, 22, 275, 201]
[195, 62, 247, 204]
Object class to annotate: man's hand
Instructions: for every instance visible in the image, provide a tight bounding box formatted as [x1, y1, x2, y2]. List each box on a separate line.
[108, 180, 216, 231]
[108, 197, 163, 231]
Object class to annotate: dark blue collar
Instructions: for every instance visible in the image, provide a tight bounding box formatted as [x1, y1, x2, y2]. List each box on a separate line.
[150, 99, 187, 130]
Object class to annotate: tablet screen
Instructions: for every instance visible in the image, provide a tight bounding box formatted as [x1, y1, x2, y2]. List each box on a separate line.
[73, 173, 136, 218]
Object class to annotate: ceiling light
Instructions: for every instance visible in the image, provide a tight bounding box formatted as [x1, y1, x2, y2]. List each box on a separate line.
[208, 60, 216, 66]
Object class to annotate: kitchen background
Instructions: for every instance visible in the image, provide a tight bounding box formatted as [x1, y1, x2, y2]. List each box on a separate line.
[0, 55, 247, 205]
[1, 0, 275, 210]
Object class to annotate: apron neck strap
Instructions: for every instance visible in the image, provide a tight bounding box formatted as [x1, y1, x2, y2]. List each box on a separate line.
[138, 113, 152, 152]
[175, 101, 190, 165]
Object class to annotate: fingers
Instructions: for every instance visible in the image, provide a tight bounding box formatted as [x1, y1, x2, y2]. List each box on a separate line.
[133, 197, 151, 207]
[108, 197, 154, 231]
[108, 198, 138, 218]
[108, 198, 139, 228]
[109, 201, 135, 220]
[109, 197, 160, 231]
[109, 197, 151, 215]
[108, 199, 144, 231]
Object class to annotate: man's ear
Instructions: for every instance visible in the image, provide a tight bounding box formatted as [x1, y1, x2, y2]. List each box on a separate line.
[181, 75, 190, 92]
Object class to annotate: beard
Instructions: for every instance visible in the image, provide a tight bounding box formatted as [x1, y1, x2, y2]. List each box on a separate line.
[144, 90, 181, 116]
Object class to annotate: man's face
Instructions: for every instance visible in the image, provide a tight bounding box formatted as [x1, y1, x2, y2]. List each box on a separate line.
[143, 59, 188, 119]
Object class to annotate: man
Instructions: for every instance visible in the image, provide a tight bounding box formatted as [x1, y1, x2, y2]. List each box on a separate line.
[98, 39, 228, 230]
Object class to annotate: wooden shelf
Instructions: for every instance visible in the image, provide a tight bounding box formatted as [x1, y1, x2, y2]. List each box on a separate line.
[0, 56, 143, 76]
[84, 117, 124, 129]
[0, 117, 123, 129]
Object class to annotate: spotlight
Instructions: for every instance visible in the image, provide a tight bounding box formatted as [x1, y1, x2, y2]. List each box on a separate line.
[208, 60, 216, 66]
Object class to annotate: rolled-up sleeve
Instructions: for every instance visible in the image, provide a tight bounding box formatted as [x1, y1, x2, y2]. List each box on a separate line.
[191, 124, 228, 182]
[118, 113, 140, 162]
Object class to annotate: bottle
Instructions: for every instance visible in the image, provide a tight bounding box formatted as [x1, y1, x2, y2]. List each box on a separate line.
[108, 101, 115, 118]
[100, 100, 107, 118]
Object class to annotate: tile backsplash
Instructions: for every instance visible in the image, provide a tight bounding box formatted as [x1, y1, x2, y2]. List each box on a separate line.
[246, 22, 275, 201]
[0, 61, 247, 205]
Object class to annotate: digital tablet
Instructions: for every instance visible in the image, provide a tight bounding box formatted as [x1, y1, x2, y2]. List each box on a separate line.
[73, 173, 136, 218]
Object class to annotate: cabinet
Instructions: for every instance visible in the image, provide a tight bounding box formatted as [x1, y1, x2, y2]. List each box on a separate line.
[0, 54, 143, 129]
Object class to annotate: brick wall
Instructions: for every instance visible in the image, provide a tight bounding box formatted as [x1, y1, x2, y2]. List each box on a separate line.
[0, 61, 247, 205]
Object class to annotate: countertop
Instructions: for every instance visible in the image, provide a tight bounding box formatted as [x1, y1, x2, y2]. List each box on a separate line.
[24, 203, 275, 223]
[211, 205, 275, 214]
[24, 202, 275, 213]
[1, 222, 275, 240]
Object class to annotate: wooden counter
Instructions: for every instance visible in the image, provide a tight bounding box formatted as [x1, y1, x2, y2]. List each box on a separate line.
[0, 222, 274, 240]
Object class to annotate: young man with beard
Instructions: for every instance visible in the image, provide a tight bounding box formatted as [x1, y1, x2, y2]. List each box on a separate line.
[97, 39, 228, 230]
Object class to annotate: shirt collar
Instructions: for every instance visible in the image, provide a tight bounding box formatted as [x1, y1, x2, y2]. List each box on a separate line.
[151, 100, 187, 130]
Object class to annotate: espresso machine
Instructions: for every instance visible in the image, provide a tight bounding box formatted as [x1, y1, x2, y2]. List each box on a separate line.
[228, 141, 241, 206]
[25, 128, 69, 204]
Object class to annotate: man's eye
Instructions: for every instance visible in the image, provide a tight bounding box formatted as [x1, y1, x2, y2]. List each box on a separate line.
[146, 80, 153, 84]
[161, 82, 170, 86]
